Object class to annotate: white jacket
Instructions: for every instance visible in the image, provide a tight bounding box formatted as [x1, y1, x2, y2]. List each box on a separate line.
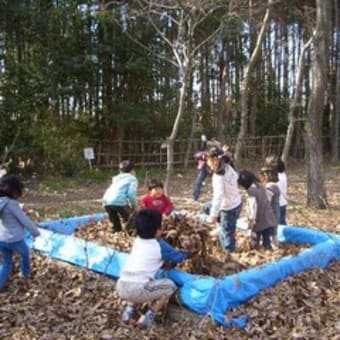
[210, 164, 242, 218]
[278, 172, 288, 206]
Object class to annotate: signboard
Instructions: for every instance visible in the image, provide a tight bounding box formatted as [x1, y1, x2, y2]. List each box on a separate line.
[83, 147, 95, 160]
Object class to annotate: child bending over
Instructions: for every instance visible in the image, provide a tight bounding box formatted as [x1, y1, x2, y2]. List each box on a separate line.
[0, 175, 40, 291]
[102, 160, 138, 232]
[139, 179, 174, 216]
[116, 209, 190, 329]
[238, 170, 277, 250]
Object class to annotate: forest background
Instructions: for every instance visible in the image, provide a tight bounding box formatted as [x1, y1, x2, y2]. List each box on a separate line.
[0, 0, 339, 207]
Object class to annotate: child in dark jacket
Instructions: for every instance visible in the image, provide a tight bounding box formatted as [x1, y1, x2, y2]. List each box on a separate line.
[238, 170, 276, 250]
[116, 209, 190, 329]
[260, 166, 280, 247]
[0, 175, 40, 291]
[139, 179, 174, 216]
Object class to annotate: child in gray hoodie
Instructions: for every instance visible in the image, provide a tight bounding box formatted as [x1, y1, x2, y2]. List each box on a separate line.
[0, 175, 40, 291]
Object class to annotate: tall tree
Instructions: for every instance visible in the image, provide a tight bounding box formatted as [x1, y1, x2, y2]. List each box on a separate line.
[331, 0, 339, 162]
[128, 0, 227, 194]
[282, 35, 313, 163]
[305, 0, 331, 208]
[234, 0, 274, 164]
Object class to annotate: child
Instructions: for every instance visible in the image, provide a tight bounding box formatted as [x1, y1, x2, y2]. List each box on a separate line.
[237, 170, 277, 250]
[139, 179, 174, 216]
[0, 175, 40, 291]
[102, 160, 138, 232]
[265, 156, 288, 225]
[116, 209, 190, 329]
[260, 166, 280, 247]
[192, 134, 210, 202]
[206, 146, 242, 253]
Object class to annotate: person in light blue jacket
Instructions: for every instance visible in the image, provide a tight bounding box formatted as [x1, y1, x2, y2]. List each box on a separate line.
[102, 160, 138, 232]
[0, 175, 40, 291]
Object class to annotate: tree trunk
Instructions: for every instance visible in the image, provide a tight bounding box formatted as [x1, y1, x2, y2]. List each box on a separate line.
[164, 67, 190, 195]
[184, 110, 198, 168]
[234, 0, 274, 164]
[217, 43, 227, 143]
[305, 0, 331, 209]
[282, 36, 313, 164]
[331, 0, 340, 162]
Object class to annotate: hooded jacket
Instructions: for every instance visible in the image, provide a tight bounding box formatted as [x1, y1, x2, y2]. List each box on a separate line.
[0, 197, 40, 243]
[102, 173, 138, 207]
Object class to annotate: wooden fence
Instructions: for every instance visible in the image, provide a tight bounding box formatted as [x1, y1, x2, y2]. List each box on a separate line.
[88, 135, 291, 169]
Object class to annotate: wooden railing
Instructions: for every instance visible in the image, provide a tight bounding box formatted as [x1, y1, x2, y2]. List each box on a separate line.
[88, 135, 294, 168]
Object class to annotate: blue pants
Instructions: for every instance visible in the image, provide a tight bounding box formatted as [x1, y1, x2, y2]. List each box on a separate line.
[0, 240, 31, 290]
[279, 205, 287, 225]
[193, 166, 208, 201]
[219, 203, 242, 252]
[251, 227, 274, 250]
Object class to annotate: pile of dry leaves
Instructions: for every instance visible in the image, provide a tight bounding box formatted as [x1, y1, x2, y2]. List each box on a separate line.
[75, 215, 308, 277]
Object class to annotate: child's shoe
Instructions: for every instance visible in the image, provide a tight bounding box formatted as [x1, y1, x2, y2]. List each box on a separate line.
[121, 305, 136, 324]
[136, 309, 156, 329]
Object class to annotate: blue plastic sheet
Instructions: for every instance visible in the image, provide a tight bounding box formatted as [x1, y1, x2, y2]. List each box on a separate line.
[18, 215, 340, 328]
[26, 228, 128, 278]
[38, 213, 107, 234]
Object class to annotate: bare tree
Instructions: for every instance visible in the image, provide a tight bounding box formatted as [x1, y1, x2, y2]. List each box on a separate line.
[305, 0, 332, 208]
[131, 0, 228, 194]
[234, 0, 274, 164]
[281, 35, 313, 164]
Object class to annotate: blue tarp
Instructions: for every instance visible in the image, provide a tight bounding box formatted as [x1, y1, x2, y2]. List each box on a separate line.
[14, 215, 340, 327]
[38, 213, 107, 234]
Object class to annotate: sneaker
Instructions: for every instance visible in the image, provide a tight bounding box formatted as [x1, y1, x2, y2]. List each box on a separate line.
[136, 309, 156, 329]
[121, 305, 136, 324]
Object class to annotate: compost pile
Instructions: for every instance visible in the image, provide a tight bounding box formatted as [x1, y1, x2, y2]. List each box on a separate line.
[75, 214, 308, 277]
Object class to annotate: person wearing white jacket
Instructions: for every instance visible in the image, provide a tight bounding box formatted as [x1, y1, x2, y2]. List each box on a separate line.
[206, 147, 242, 252]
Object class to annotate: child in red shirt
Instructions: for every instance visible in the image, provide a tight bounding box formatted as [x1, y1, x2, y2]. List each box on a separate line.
[139, 179, 174, 216]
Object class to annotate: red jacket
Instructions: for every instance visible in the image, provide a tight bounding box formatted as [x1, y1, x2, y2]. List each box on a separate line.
[139, 194, 174, 215]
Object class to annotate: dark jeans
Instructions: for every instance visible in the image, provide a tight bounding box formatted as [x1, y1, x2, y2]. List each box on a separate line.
[279, 205, 287, 225]
[219, 203, 242, 252]
[250, 227, 274, 250]
[202, 201, 220, 222]
[0, 240, 31, 290]
[193, 165, 208, 201]
[105, 205, 132, 232]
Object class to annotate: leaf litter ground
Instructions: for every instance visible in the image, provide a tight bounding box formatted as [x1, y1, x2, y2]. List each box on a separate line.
[1, 163, 339, 339]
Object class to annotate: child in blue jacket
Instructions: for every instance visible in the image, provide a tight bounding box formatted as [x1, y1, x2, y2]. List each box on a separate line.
[116, 209, 190, 329]
[102, 160, 138, 232]
[0, 175, 40, 291]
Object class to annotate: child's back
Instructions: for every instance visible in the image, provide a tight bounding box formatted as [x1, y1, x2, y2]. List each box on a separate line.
[103, 172, 137, 206]
[247, 184, 277, 232]
[102, 160, 138, 232]
[0, 197, 40, 242]
[265, 182, 280, 225]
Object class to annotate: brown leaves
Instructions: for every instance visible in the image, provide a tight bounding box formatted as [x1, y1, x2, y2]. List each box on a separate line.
[10, 167, 339, 338]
